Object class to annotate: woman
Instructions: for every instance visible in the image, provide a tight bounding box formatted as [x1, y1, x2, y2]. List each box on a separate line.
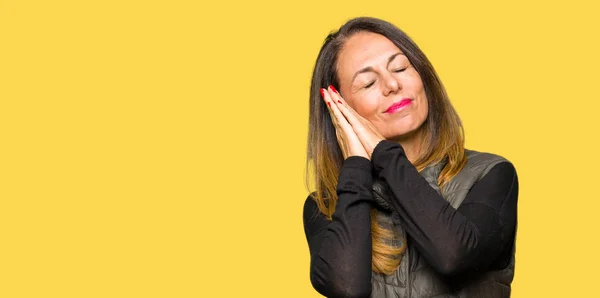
[302, 17, 519, 298]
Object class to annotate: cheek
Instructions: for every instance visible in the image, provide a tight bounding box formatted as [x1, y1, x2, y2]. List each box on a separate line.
[405, 70, 425, 94]
[420, 101, 429, 120]
[348, 94, 380, 119]
[409, 76, 427, 118]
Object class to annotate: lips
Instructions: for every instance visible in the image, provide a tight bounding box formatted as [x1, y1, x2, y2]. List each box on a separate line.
[385, 98, 412, 113]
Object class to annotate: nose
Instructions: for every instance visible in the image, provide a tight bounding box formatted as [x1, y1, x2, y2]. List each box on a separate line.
[382, 72, 401, 96]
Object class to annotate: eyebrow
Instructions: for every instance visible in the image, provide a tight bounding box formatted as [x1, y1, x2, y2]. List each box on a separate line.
[351, 52, 405, 83]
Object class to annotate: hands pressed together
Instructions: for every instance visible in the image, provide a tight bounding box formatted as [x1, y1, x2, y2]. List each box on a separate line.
[321, 85, 385, 160]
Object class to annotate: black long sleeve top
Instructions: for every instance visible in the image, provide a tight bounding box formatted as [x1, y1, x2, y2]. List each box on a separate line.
[302, 140, 519, 298]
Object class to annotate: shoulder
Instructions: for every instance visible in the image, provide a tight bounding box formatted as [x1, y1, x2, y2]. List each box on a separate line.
[302, 192, 332, 237]
[442, 150, 518, 209]
[463, 149, 516, 179]
[303, 192, 317, 210]
[462, 151, 519, 210]
[303, 192, 323, 223]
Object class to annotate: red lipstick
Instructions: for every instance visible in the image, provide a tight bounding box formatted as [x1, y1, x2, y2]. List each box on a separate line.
[385, 98, 412, 113]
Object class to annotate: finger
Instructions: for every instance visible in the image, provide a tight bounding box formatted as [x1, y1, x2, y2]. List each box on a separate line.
[320, 88, 339, 128]
[327, 86, 384, 147]
[322, 87, 353, 133]
[326, 86, 359, 123]
[326, 86, 362, 130]
[322, 88, 351, 156]
[320, 88, 332, 109]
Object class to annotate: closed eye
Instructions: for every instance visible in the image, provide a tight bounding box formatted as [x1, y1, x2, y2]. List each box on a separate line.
[364, 67, 407, 89]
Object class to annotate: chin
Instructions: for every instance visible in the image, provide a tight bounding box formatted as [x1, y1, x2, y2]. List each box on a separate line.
[383, 122, 424, 142]
[385, 131, 413, 142]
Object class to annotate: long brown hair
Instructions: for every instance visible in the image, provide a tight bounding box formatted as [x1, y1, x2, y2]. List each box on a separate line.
[305, 17, 467, 275]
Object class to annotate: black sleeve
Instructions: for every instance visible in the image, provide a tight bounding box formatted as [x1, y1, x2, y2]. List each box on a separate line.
[302, 156, 374, 298]
[371, 140, 519, 276]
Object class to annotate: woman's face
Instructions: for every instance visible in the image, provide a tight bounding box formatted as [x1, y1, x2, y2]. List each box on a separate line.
[336, 31, 429, 140]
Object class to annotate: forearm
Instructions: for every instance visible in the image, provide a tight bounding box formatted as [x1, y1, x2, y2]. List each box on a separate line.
[371, 140, 518, 275]
[304, 156, 374, 297]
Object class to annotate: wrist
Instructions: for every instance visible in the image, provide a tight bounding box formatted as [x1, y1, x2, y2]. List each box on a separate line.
[372, 140, 405, 173]
[343, 155, 372, 171]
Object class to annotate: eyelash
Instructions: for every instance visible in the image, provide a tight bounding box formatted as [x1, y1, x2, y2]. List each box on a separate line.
[364, 68, 408, 89]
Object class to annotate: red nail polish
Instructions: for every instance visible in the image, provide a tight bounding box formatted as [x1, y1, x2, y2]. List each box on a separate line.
[337, 100, 342, 104]
[327, 102, 331, 107]
[330, 85, 338, 94]
[320, 88, 325, 98]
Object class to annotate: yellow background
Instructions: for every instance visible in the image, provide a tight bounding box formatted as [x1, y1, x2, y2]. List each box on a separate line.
[1, 0, 599, 297]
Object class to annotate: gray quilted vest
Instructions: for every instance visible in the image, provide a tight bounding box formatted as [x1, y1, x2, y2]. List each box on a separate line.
[370, 149, 515, 298]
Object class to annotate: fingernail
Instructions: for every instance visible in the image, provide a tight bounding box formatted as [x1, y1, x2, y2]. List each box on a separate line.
[327, 102, 331, 107]
[329, 85, 338, 94]
[337, 100, 342, 104]
[320, 88, 325, 98]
